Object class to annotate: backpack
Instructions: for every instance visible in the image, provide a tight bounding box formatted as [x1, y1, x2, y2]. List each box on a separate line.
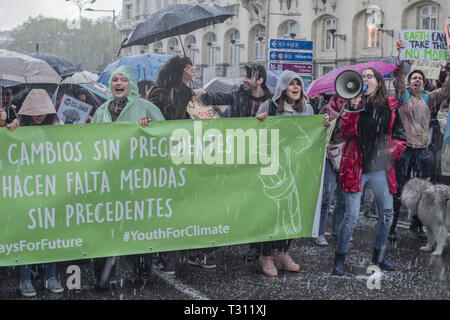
[399, 89, 430, 107]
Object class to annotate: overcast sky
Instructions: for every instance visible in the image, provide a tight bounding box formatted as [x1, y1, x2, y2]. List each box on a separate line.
[0, 0, 123, 31]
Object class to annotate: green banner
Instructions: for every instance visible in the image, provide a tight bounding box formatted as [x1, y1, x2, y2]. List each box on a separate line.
[0, 116, 326, 266]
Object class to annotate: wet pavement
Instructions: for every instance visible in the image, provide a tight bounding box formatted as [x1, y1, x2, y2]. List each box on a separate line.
[0, 214, 449, 301]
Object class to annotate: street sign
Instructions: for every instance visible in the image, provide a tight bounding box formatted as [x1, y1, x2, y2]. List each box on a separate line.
[269, 62, 313, 74]
[270, 39, 314, 51]
[300, 75, 313, 82]
[269, 51, 313, 62]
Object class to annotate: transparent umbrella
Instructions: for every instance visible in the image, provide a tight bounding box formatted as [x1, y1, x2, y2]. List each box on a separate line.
[0, 49, 62, 84]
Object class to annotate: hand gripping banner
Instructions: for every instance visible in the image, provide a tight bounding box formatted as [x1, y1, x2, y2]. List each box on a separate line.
[0, 116, 326, 266]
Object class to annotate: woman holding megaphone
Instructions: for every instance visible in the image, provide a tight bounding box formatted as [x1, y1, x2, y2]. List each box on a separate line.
[332, 67, 407, 276]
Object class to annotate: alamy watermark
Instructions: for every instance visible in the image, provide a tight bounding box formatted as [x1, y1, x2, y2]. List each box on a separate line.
[169, 122, 280, 176]
[66, 265, 81, 290]
[366, 265, 381, 290]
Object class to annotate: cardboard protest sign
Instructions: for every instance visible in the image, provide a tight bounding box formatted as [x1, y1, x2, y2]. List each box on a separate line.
[0, 116, 326, 266]
[411, 61, 442, 80]
[57, 95, 93, 124]
[186, 100, 220, 119]
[399, 30, 450, 62]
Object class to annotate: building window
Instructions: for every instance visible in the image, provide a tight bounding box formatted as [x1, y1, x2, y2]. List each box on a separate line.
[154, 41, 163, 53]
[367, 11, 381, 48]
[136, 0, 140, 16]
[156, 0, 162, 10]
[168, 38, 180, 54]
[282, 20, 300, 38]
[125, 5, 133, 20]
[324, 18, 336, 50]
[187, 36, 198, 65]
[143, 0, 149, 13]
[254, 26, 266, 61]
[420, 5, 437, 30]
[207, 34, 217, 67]
[322, 65, 333, 76]
[230, 30, 240, 67]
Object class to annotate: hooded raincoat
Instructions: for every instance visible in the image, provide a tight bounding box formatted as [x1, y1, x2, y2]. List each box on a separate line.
[19, 89, 61, 125]
[92, 65, 164, 123]
[256, 70, 313, 117]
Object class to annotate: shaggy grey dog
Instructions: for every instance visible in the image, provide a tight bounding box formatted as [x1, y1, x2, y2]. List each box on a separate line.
[401, 178, 450, 255]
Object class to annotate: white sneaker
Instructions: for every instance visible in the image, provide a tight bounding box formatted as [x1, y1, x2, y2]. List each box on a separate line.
[45, 277, 64, 294]
[315, 235, 329, 246]
[20, 280, 36, 298]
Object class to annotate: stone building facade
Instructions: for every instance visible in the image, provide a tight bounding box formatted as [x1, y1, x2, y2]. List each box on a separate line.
[119, 0, 450, 85]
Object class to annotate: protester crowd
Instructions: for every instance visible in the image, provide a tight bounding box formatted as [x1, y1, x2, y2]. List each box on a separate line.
[1, 39, 450, 297]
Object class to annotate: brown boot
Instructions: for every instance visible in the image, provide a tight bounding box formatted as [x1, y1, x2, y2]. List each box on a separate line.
[259, 255, 278, 277]
[273, 250, 300, 272]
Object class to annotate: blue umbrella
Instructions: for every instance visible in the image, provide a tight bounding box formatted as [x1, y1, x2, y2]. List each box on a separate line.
[97, 53, 172, 86]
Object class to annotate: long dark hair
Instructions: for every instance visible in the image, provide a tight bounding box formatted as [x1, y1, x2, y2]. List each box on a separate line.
[19, 114, 56, 127]
[156, 55, 193, 89]
[276, 83, 305, 113]
[363, 67, 389, 109]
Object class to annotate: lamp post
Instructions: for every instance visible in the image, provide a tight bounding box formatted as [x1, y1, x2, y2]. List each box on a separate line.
[266, 11, 302, 43]
[85, 8, 116, 60]
[85, 8, 116, 41]
[65, 0, 96, 21]
[265, 10, 302, 64]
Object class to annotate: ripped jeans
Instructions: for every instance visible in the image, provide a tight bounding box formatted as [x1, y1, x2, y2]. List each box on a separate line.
[336, 170, 394, 255]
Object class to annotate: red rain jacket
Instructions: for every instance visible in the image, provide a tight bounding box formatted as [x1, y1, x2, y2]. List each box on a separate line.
[337, 95, 407, 194]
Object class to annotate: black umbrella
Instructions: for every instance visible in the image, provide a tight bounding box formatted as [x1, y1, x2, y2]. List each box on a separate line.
[120, 3, 234, 55]
[28, 52, 83, 79]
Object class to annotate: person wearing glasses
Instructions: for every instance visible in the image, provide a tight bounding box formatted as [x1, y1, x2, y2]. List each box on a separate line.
[389, 41, 450, 242]
[332, 67, 407, 276]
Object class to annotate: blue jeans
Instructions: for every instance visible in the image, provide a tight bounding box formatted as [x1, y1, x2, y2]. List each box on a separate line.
[319, 159, 346, 236]
[20, 263, 56, 281]
[336, 170, 393, 255]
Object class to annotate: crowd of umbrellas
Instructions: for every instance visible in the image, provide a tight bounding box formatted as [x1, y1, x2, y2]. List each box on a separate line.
[0, 3, 399, 113]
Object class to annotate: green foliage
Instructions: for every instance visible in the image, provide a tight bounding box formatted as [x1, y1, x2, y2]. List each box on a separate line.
[4, 16, 121, 72]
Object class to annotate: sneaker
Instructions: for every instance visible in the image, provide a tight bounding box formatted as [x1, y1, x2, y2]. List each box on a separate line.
[19, 280, 36, 298]
[363, 210, 378, 220]
[188, 253, 216, 269]
[260, 255, 278, 277]
[156, 256, 175, 275]
[273, 250, 300, 272]
[45, 277, 64, 294]
[315, 235, 329, 246]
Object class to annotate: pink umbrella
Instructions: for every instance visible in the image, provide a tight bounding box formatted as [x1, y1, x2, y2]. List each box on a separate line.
[306, 61, 398, 97]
